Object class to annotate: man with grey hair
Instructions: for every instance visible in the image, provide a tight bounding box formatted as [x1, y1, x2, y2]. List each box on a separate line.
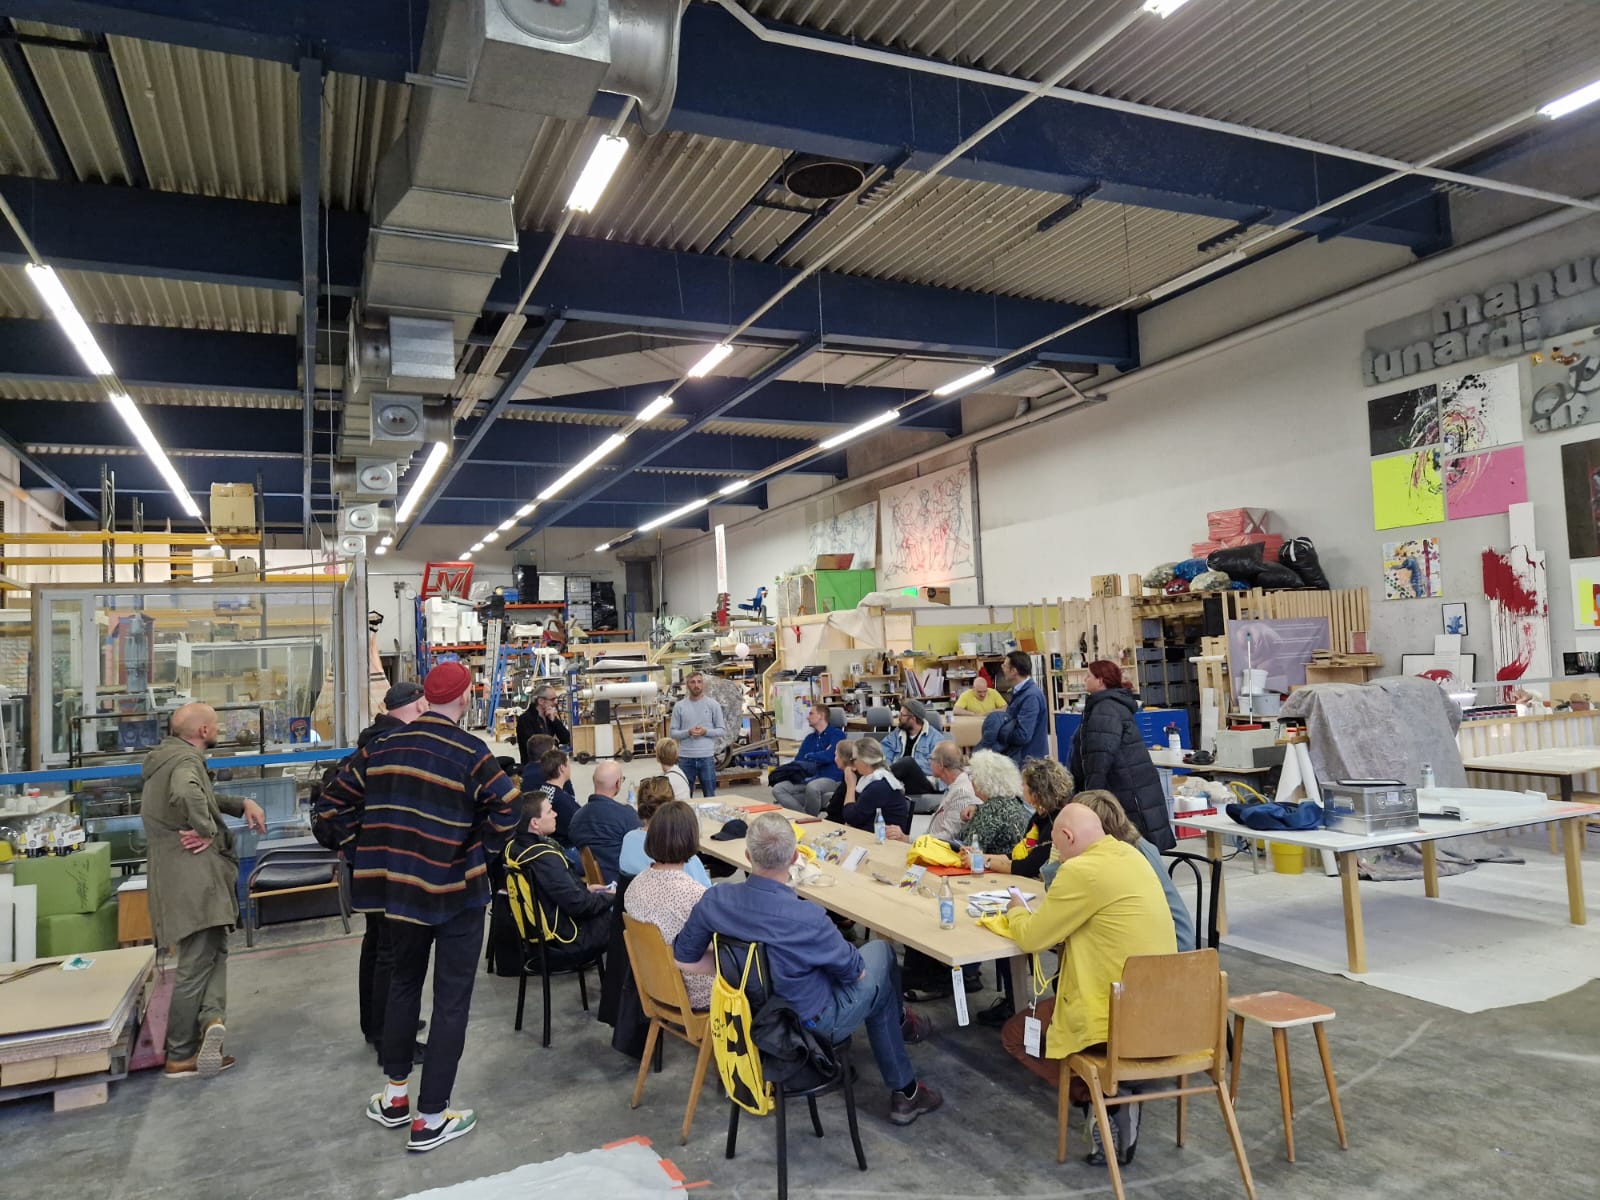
[675, 813, 943, 1125]
[888, 741, 976, 844]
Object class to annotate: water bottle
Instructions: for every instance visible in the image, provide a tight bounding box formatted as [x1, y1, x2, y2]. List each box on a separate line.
[873, 809, 886, 844]
[627, 785, 637, 808]
[969, 836, 985, 875]
[1167, 723, 1182, 752]
[1420, 763, 1435, 789]
[938, 880, 955, 929]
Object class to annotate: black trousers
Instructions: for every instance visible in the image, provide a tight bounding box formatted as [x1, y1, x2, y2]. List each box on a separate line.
[359, 912, 393, 1044]
[891, 757, 938, 796]
[384, 906, 484, 1114]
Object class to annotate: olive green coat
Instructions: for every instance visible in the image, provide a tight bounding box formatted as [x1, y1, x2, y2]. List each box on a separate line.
[141, 737, 245, 945]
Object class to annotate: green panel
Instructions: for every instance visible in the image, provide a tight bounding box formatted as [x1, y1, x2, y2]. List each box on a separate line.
[36, 896, 120, 956]
[12, 842, 113, 916]
[815, 569, 877, 612]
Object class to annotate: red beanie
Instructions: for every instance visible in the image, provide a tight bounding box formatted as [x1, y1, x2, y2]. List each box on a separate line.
[423, 661, 473, 704]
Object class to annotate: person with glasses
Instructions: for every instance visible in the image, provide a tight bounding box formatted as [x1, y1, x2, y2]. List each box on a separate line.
[619, 777, 712, 885]
[516, 686, 571, 765]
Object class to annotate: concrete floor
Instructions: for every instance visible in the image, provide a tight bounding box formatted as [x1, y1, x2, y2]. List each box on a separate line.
[6, 807, 1598, 1197]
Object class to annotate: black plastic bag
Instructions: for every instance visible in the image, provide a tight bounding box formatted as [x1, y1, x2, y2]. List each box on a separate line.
[1207, 543, 1266, 580]
[1254, 561, 1305, 589]
[1280, 537, 1331, 589]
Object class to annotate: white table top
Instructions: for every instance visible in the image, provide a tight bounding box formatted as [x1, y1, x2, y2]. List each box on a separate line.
[1180, 797, 1600, 853]
[1150, 748, 1273, 774]
[1461, 748, 1600, 777]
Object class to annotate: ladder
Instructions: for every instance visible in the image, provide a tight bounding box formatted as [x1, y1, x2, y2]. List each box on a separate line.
[481, 610, 504, 732]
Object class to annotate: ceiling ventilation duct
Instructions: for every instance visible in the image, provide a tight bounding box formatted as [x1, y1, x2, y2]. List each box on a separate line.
[783, 155, 869, 200]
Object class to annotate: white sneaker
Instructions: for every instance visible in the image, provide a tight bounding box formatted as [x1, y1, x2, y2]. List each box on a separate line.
[406, 1108, 477, 1152]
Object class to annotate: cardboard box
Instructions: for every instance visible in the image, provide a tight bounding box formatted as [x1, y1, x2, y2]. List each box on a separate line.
[13, 842, 113, 916]
[36, 896, 120, 956]
[209, 482, 257, 531]
[1090, 574, 1122, 597]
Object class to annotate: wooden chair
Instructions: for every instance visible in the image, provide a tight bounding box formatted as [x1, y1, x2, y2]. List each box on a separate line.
[622, 914, 715, 1144]
[504, 860, 606, 1048]
[1060, 949, 1255, 1200]
[579, 846, 605, 887]
[1228, 990, 1348, 1163]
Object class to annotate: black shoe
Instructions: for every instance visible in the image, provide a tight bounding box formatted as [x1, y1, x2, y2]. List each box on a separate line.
[975, 997, 1014, 1027]
[888, 1081, 944, 1126]
[901, 1010, 933, 1044]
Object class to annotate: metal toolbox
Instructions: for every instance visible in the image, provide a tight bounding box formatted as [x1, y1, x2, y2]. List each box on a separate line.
[1323, 780, 1420, 835]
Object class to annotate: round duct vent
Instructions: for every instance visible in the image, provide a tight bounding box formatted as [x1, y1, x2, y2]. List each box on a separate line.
[375, 400, 422, 439]
[784, 156, 867, 200]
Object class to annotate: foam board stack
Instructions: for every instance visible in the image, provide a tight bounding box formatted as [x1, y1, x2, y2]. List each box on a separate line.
[1191, 507, 1283, 560]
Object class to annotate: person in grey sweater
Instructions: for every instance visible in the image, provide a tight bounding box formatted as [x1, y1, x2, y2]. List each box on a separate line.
[668, 671, 726, 796]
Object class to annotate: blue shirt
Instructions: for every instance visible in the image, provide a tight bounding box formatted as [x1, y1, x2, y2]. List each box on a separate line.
[618, 827, 712, 886]
[793, 724, 846, 782]
[567, 793, 640, 883]
[675, 874, 862, 1023]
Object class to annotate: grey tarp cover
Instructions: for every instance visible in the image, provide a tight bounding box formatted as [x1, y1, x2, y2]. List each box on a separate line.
[1281, 676, 1520, 878]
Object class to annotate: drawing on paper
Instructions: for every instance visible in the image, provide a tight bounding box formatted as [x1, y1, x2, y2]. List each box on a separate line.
[1570, 559, 1600, 631]
[1444, 446, 1527, 520]
[808, 500, 878, 569]
[877, 463, 976, 590]
[1371, 450, 1443, 530]
[1400, 652, 1476, 691]
[1367, 384, 1439, 456]
[1529, 330, 1600, 433]
[1482, 545, 1551, 684]
[1439, 363, 1522, 453]
[1442, 602, 1468, 636]
[1559, 436, 1600, 558]
[1383, 537, 1441, 600]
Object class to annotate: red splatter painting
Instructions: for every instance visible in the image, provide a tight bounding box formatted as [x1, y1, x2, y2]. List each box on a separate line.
[1482, 546, 1551, 685]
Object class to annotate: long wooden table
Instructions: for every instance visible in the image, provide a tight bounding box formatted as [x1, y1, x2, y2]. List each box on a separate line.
[1183, 797, 1599, 974]
[1461, 747, 1600, 804]
[696, 798, 1036, 1024]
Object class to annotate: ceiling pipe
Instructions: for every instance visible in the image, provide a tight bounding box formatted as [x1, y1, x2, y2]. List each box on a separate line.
[713, 0, 1600, 218]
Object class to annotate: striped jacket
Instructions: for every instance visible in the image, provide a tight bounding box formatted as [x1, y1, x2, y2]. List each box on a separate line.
[318, 713, 520, 926]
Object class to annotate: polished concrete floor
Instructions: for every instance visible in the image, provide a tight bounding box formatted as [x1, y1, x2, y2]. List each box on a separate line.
[5, 824, 1598, 1198]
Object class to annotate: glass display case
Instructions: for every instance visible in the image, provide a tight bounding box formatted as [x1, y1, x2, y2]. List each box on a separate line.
[31, 577, 364, 768]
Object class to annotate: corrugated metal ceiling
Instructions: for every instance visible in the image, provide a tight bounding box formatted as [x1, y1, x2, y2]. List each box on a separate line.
[0, 262, 300, 333]
[0, 379, 296, 408]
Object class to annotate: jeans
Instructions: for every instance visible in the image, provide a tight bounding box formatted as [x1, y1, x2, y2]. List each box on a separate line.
[682, 755, 718, 797]
[771, 776, 835, 817]
[808, 940, 913, 1092]
[167, 925, 229, 1060]
[359, 912, 393, 1044]
[891, 757, 938, 796]
[384, 905, 484, 1114]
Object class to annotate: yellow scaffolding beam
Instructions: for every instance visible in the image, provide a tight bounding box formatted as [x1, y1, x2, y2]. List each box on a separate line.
[0, 532, 258, 547]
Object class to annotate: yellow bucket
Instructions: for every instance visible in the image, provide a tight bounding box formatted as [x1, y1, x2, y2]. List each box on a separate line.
[1270, 844, 1304, 875]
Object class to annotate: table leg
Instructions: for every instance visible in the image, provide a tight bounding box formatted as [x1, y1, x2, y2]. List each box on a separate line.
[1420, 841, 1439, 899]
[1552, 777, 1574, 856]
[1207, 831, 1229, 937]
[1337, 851, 1367, 974]
[1562, 817, 1587, 926]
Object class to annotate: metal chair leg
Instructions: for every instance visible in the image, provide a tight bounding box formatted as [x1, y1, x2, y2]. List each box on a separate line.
[775, 1087, 788, 1200]
[842, 1051, 867, 1171]
[541, 964, 553, 1049]
[514, 964, 526, 1032]
[725, 1100, 740, 1159]
[578, 965, 590, 1011]
[807, 1095, 824, 1138]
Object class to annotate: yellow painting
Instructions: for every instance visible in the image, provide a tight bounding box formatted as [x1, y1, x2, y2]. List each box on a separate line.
[1371, 450, 1443, 530]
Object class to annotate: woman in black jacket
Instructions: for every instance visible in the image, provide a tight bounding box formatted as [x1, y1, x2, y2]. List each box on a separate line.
[1067, 661, 1176, 851]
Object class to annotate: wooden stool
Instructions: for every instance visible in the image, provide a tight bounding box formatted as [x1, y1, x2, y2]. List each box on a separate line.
[1228, 991, 1348, 1163]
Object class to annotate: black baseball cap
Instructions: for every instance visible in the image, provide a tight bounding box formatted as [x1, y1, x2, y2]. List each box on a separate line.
[710, 818, 748, 841]
[383, 681, 426, 710]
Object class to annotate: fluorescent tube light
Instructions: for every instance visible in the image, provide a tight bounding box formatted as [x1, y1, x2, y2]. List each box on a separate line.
[482, 530, 499, 544]
[538, 433, 627, 500]
[1142, 0, 1192, 16]
[516, 502, 536, 518]
[718, 479, 752, 496]
[819, 410, 897, 450]
[566, 134, 629, 213]
[461, 551, 473, 561]
[637, 395, 673, 422]
[497, 518, 514, 532]
[374, 544, 388, 556]
[638, 497, 709, 533]
[470, 542, 485, 553]
[26, 264, 114, 377]
[395, 440, 449, 524]
[594, 542, 611, 553]
[108, 393, 202, 518]
[1540, 79, 1600, 119]
[687, 343, 734, 378]
[933, 365, 996, 396]
[380, 535, 393, 547]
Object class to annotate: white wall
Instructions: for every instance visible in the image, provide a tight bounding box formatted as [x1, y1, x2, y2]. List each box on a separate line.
[979, 211, 1600, 681]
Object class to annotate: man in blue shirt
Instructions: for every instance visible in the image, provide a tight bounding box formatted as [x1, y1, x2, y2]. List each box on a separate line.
[770, 704, 846, 816]
[567, 761, 639, 883]
[675, 813, 943, 1125]
[995, 650, 1050, 765]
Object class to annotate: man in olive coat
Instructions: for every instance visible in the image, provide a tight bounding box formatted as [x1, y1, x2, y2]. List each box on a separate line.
[141, 702, 265, 1078]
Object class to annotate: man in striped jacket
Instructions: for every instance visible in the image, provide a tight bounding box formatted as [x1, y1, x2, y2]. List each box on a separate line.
[318, 661, 518, 1153]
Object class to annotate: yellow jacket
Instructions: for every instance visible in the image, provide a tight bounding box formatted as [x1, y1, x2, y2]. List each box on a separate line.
[1005, 836, 1176, 1059]
[954, 687, 1007, 714]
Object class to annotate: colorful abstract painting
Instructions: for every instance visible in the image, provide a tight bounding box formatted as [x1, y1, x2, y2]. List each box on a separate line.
[1445, 446, 1528, 520]
[1570, 560, 1600, 631]
[1560, 437, 1600, 558]
[1439, 363, 1522, 452]
[1483, 544, 1551, 684]
[1367, 384, 1439, 456]
[1371, 450, 1443, 530]
[1383, 537, 1441, 600]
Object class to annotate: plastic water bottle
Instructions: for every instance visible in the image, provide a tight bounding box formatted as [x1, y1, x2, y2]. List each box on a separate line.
[627, 785, 637, 808]
[873, 809, 886, 844]
[969, 836, 985, 875]
[938, 880, 956, 929]
[1420, 763, 1435, 790]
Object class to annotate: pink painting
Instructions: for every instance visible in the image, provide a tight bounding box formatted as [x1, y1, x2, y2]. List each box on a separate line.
[1445, 446, 1528, 520]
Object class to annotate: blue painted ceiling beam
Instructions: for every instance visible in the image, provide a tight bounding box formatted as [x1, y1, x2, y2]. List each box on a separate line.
[463, 424, 843, 476]
[43, 454, 303, 495]
[0, 424, 100, 518]
[428, 497, 723, 533]
[0, 399, 304, 451]
[0, 317, 298, 392]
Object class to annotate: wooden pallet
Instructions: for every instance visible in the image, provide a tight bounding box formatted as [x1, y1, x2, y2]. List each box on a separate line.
[1222, 587, 1371, 656]
[0, 1026, 133, 1113]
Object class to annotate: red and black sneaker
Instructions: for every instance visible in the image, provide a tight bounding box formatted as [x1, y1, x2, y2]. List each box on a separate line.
[366, 1092, 411, 1128]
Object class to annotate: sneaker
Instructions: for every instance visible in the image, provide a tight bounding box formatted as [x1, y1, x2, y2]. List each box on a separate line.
[367, 1092, 412, 1128]
[407, 1109, 477, 1152]
[901, 1009, 933, 1044]
[888, 1082, 944, 1126]
[975, 997, 1014, 1027]
[1087, 1111, 1122, 1166]
[197, 1020, 227, 1078]
[1086, 1102, 1139, 1166]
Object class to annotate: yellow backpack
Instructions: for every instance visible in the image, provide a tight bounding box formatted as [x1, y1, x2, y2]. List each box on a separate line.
[708, 935, 773, 1116]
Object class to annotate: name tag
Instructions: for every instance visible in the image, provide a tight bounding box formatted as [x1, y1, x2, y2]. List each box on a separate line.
[840, 846, 867, 872]
[1023, 1015, 1043, 1057]
[952, 967, 970, 1026]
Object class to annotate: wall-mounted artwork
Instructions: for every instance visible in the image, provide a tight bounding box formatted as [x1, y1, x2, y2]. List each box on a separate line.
[1371, 450, 1443, 530]
[1442, 602, 1468, 635]
[808, 500, 878, 569]
[1439, 363, 1522, 452]
[877, 463, 977, 590]
[1444, 446, 1528, 520]
[1400, 652, 1476, 690]
[1529, 331, 1600, 433]
[1367, 384, 1439, 455]
[1483, 543, 1551, 684]
[1563, 651, 1600, 676]
[1570, 559, 1600, 631]
[1383, 537, 1441, 600]
[1560, 436, 1600, 558]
